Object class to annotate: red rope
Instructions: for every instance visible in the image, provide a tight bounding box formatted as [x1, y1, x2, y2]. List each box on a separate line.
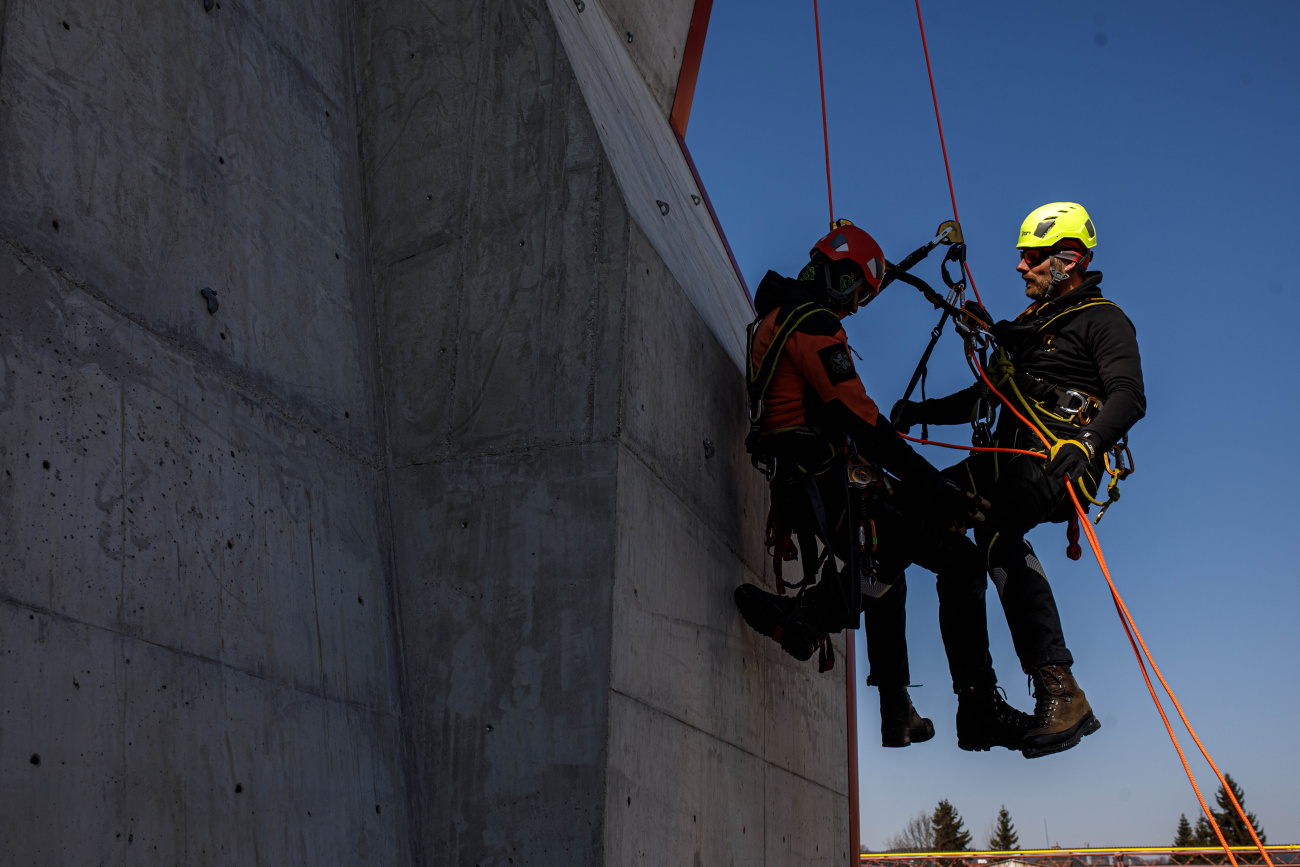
[813, 0, 834, 225]
[898, 431, 1042, 459]
[913, 0, 983, 307]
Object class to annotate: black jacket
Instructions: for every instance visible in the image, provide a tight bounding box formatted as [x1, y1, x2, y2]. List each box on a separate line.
[917, 272, 1145, 449]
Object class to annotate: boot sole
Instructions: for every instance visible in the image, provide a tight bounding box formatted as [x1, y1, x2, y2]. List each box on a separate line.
[734, 586, 817, 662]
[883, 718, 936, 748]
[1021, 711, 1101, 759]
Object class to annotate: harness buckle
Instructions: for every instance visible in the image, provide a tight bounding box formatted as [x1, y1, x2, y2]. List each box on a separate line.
[1058, 389, 1102, 425]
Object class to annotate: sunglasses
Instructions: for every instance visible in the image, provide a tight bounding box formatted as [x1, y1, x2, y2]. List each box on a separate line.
[1020, 248, 1082, 268]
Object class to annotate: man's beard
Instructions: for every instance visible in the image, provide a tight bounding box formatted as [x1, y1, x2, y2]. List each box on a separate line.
[1023, 269, 1053, 300]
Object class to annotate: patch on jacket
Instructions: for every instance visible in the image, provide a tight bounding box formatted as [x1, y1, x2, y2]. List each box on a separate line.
[818, 344, 856, 385]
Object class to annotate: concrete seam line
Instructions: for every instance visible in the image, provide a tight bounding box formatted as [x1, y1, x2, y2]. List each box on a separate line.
[615, 438, 762, 573]
[608, 687, 850, 798]
[0, 592, 398, 717]
[390, 432, 624, 469]
[0, 235, 385, 471]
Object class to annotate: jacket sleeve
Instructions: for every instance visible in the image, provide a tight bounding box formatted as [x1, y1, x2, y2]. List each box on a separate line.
[911, 383, 984, 426]
[1085, 307, 1146, 449]
[782, 319, 940, 484]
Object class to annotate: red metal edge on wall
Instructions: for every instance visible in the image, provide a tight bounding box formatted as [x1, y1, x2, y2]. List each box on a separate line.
[669, 4, 861, 864]
[668, 0, 752, 308]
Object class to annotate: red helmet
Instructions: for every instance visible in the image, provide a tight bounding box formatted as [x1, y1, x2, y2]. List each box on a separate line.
[809, 221, 886, 308]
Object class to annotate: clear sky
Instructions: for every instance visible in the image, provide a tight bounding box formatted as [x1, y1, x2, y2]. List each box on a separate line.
[687, 0, 1300, 851]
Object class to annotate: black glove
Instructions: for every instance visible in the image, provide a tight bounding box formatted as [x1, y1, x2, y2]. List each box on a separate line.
[927, 475, 990, 534]
[961, 300, 992, 329]
[1044, 433, 1098, 485]
[990, 319, 1035, 353]
[890, 399, 922, 435]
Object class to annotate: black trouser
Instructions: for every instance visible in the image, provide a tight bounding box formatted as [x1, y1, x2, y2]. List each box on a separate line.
[791, 467, 995, 692]
[947, 447, 1105, 672]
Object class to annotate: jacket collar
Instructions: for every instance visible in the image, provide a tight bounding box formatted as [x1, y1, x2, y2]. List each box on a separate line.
[1020, 271, 1105, 321]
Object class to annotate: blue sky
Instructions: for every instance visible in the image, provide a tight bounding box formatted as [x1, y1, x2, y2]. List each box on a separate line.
[687, 0, 1300, 851]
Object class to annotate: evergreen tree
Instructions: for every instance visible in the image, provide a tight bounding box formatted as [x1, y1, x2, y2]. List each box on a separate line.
[1212, 774, 1266, 847]
[932, 800, 972, 853]
[1172, 813, 1196, 864]
[1193, 815, 1215, 846]
[989, 806, 1020, 851]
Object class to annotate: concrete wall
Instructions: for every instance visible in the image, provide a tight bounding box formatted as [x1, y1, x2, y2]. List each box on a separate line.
[0, 0, 850, 863]
[0, 0, 408, 862]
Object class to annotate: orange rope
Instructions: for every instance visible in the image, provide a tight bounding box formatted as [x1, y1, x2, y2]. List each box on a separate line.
[913, 0, 982, 307]
[898, 431, 1042, 459]
[967, 351, 1270, 867]
[813, 0, 834, 225]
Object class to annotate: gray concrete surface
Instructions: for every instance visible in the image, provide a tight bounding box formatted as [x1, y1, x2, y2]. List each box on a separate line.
[0, 0, 851, 863]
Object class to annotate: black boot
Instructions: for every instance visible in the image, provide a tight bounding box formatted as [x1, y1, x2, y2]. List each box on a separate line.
[880, 687, 934, 748]
[956, 685, 1033, 752]
[733, 584, 823, 661]
[1021, 664, 1101, 759]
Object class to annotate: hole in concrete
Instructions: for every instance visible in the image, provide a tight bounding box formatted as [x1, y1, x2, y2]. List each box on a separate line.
[358, 596, 364, 605]
[325, 111, 330, 117]
[51, 220, 59, 232]
[627, 797, 631, 806]
[42, 460, 50, 469]
[226, 539, 233, 549]
[460, 522, 468, 529]
[625, 31, 633, 43]
[335, 253, 340, 259]
[375, 805, 381, 814]
[344, 411, 350, 418]
[30, 754, 40, 766]
[61, 21, 70, 30]
[235, 783, 243, 793]
[484, 725, 492, 732]
[218, 157, 224, 164]
[219, 333, 226, 340]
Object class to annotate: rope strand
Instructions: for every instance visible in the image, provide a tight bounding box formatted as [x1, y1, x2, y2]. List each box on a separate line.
[914, 0, 982, 307]
[813, 0, 834, 225]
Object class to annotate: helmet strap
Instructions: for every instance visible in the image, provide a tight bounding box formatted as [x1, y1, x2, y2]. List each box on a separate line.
[1049, 255, 1070, 286]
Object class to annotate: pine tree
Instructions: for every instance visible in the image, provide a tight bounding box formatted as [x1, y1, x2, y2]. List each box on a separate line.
[1172, 813, 1196, 864]
[989, 806, 1020, 851]
[1211, 774, 1266, 847]
[932, 800, 972, 853]
[1194, 815, 1215, 846]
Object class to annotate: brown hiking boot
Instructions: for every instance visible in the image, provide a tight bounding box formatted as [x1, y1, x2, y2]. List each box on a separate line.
[1021, 664, 1101, 759]
[956, 685, 1033, 752]
[880, 687, 935, 748]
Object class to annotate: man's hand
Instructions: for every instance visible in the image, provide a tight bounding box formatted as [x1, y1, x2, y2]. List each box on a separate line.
[930, 475, 992, 534]
[1045, 435, 1097, 485]
[961, 300, 992, 330]
[890, 399, 922, 435]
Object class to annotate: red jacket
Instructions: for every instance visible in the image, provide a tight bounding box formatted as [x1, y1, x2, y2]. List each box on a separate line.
[748, 271, 936, 484]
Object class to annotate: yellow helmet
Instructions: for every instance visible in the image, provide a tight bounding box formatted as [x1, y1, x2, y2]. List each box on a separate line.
[1016, 202, 1097, 250]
